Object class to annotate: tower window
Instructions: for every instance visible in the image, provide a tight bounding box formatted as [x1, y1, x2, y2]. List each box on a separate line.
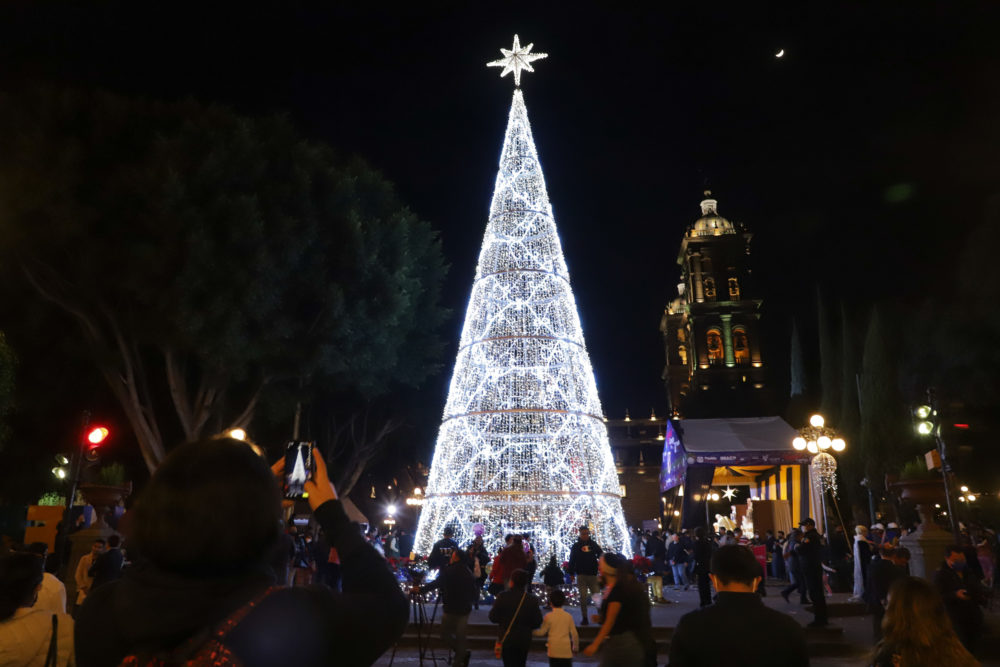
[704, 278, 716, 299]
[707, 329, 724, 364]
[733, 327, 750, 366]
[701, 258, 713, 274]
[728, 278, 740, 299]
[678, 345, 688, 366]
[677, 328, 686, 343]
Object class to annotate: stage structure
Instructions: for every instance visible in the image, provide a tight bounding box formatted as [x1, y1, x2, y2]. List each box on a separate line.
[413, 36, 630, 560]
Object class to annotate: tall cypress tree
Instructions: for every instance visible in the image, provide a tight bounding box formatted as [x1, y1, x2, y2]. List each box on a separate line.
[817, 288, 841, 425]
[838, 302, 864, 521]
[859, 304, 910, 486]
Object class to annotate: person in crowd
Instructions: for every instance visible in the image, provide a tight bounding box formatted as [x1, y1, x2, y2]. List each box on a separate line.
[292, 530, 317, 586]
[467, 536, 490, 610]
[417, 548, 476, 667]
[781, 529, 809, 604]
[582, 553, 653, 666]
[74, 539, 105, 616]
[533, 589, 578, 667]
[771, 531, 786, 579]
[488, 535, 514, 597]
[24, 543, 66, 614]
[975, 528, 995, 590]
[849, 525, 876, 603]
[524, 535, 538, 580]
[935, 543, 987, 654]
[490, 568, 543, 667]
[273, 523, 296, 586]
[649, 531, 667, 603]
[542, 555, 565, 607]
[720, 530, 737, 546]
[567, 526, 603, 625]
[428, 526, 459, 571]
[0, 551, 76, 666]
[796, 518, 827, 626]
[668, 545, 807, 666]
[666, 533, 689, 591]
[75, 437, 408, 666]
[497, 536, 530, 589]
[882, 522, 901, 548]
[680, 530, 696, 583]
[88, 534, 124, 592]
[692, 527, 713, 608]
[866, 545, 909, 642]
[870, 523, 885, 547]
[872, 576, 979, 667]
[384, 529, 400, 560]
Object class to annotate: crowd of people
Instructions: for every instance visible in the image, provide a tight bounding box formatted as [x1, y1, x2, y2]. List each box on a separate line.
[1, 438, 996, 666]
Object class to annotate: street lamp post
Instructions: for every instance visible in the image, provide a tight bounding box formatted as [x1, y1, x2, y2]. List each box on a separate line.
[792, 414, 847, 537]
[914, 388, 960, 542]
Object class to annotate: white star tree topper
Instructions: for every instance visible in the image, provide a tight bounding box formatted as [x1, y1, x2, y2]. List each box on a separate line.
[722, 486, 738, 501]
[487, 34, 548, 86]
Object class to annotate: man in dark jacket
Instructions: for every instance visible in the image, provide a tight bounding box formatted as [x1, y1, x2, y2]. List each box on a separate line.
[89, 534, 124, 591]
[567, 526, 603, 625]
[692, 527, 713, 607]
[866, 545, 908, 641]
[419, 550, 477, 667]
[489, 569, 543, 666]
[428, 527, 460, 571]
[668, 545, 808, 666]
[796, 518, 827, 626]
[666, 533, 690, 590]
[935, 544, 986, 654]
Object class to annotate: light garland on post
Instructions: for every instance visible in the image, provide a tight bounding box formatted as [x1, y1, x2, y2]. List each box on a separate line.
[413, 38, 630, 563]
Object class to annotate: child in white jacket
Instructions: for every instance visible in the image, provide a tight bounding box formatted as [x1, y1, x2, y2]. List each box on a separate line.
[533, 589, 579, 666]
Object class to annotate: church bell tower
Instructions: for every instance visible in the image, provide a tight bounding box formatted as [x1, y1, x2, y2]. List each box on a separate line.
[660, 192, 768, 418]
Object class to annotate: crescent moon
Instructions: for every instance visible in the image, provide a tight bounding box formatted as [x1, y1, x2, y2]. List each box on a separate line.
[775, 49, 785, 58]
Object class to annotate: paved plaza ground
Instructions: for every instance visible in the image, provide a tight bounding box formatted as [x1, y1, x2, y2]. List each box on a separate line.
[376, 586, 1000, 666]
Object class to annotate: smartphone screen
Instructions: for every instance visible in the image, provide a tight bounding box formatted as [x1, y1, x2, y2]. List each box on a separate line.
[284, 441, 314, 500]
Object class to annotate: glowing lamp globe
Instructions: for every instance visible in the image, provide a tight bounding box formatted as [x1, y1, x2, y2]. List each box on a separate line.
[917, 421, 934, 435]
[914, 405, 932, 419]
[817, 436, 832, 450]
[831, 438, 846, 452]
[793, 437, 807, 450]
[809, 414, 825, 428]
[87, 427, 109, 444]
[807, 441, 818, 454]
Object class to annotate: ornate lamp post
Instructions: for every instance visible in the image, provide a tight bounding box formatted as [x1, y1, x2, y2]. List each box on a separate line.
[792, 414, 847, 537]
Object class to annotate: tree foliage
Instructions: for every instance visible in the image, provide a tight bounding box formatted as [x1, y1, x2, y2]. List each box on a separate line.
[0, 86, 448, 471]
[817, 289, 841, 425]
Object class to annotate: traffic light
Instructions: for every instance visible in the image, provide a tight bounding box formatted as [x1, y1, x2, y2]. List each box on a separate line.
[85, 425, 110, 460]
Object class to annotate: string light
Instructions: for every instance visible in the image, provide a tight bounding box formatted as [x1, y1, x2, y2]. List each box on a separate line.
[414, 73, 629, 562]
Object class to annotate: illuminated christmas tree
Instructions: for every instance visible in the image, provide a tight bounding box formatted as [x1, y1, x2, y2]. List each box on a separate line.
[413, 37, 630, 561]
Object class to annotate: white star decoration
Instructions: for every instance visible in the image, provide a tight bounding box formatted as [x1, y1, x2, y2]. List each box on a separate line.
[487, 34, 548, 87]
[723, 486, 738, 501]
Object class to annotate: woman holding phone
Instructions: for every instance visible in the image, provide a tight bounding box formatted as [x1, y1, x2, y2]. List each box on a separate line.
[75, 437, 407, 666]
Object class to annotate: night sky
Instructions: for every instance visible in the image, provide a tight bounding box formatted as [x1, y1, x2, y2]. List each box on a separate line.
[0, 2, 997, 460]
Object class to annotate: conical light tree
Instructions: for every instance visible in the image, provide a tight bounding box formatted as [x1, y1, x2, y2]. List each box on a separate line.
[414, 37, 630, 561]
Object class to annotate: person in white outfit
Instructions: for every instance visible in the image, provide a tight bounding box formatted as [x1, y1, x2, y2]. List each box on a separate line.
[25, 543, 66, 614]
[849, 525, 875, 602]
[73, 539, 105, 614]
[0, 552, 75, 667]
[533, 589, 579, 666]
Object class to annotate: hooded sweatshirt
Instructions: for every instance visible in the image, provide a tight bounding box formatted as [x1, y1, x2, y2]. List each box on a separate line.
[75, 500, 407, 667]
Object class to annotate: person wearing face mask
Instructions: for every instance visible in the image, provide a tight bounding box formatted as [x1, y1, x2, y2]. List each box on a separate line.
[582, 554, 654, 666]
[935, 544, 986, 654]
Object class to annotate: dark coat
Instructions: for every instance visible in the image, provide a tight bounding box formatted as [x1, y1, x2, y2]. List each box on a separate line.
[428, 537, 460, 570]
[488, 588, 543, 650]
[796, 528, 823, 573]
[567, 538, 602, 576]
[668, 592, 808, 667]
[89, 548, 124, 590]
[934, 561, 985, 635]
[75, 500, 407, 667]
[421, 560, 478, 615]
[692, 538, 713, 575]
[864, 557, 903, 611]
[666, 540, 689, 565]
[542, 562, 564, 587]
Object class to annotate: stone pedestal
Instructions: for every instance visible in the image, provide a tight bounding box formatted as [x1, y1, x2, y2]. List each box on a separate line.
[891, 478, 950, 581]
[899, 521, 950, 580]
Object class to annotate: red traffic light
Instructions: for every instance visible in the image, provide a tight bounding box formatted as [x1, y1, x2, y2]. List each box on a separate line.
[87, 426, 110, 444]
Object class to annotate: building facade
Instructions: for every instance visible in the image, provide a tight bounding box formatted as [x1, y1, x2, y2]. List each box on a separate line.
[660, 192, 770, 418]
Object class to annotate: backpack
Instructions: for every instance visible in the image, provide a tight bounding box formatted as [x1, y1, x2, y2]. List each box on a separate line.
[118, 587, 280, 667]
